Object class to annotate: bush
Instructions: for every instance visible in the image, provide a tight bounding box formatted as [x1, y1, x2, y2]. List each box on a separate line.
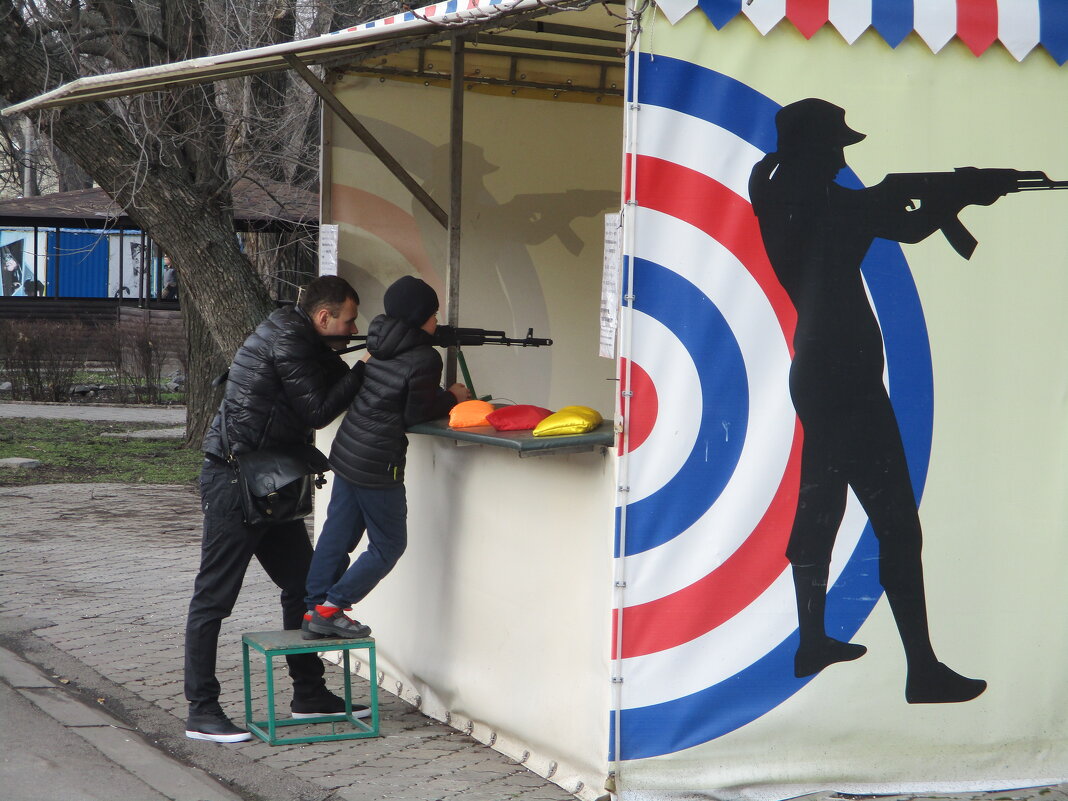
[0, 320, 93, 401]
[0, 317, 184, 404]
[122, 317, 166, 404]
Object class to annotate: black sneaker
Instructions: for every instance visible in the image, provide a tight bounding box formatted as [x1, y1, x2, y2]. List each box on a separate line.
[292, 690, 370, 719]
[185, 710, 252, 743]
[308, 608, 372, 639]
[301, 613, 327, 641]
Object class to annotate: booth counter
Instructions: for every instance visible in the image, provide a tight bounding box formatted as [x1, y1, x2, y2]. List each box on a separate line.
[315, 410, 618, 793]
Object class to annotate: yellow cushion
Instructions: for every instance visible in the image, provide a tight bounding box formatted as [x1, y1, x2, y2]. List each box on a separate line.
[532, 405, 603, 437]
[448, 399, 496, 428]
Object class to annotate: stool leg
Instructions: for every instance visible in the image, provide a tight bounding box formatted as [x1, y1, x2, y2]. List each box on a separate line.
[343, 651, 353, 716]
[368, 643, 379, 734]
[242, 641, 253, 730]
[265, 655, 277, 744]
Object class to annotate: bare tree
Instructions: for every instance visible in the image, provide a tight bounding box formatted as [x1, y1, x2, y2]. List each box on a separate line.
[0, 0, 400, 442]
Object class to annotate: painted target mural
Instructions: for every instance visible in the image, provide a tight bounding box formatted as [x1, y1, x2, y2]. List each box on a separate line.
[612, 53, 936, 761]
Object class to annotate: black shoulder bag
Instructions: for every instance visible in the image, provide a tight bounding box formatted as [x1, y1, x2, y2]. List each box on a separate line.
[219, 403, 330, 526]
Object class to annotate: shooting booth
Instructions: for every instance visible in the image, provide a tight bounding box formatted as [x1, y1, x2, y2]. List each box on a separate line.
[9, 1, 1068, 799]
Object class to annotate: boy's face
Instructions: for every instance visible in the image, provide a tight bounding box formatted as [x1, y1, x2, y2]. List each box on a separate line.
[420, 313, 438, 335]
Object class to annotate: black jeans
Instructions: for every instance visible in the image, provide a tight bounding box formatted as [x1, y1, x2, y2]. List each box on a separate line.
[184, 460, 325, 714]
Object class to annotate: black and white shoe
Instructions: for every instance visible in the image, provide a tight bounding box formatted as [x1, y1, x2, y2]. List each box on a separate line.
[185, 710, 252, 743]
[291, 690, 370, 719]
[308, 608, 371, 639]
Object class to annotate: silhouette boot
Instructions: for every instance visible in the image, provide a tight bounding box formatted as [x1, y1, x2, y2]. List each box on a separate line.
[792, 564, 867, 678]
[885, 590, 986, 704]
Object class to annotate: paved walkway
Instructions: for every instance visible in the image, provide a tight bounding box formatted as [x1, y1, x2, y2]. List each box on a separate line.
[0, 482, 578, 801]
[0, 401, 186, 424]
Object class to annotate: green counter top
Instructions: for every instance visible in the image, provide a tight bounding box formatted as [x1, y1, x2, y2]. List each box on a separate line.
[407, 417, 615, 456]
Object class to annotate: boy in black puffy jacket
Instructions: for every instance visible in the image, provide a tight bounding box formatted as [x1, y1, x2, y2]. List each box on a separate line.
[303, 276, 469, 638]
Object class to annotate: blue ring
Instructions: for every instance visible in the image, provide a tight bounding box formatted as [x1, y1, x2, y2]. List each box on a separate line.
[613, 53, 934, 759]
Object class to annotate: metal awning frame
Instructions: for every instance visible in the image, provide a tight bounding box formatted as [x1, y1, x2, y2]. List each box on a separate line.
[1, 0, 615, 116]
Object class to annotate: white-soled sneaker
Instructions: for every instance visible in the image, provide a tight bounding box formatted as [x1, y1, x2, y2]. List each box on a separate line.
[291, 691, 371, 720]
[185, 710, 252, 743]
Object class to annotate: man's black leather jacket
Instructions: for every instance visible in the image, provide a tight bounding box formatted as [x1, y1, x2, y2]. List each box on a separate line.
[203, 305, 364, 459]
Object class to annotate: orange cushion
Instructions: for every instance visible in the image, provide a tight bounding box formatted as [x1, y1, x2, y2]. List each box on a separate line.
[486, 404, 553, 431]
[448, 399, 496, 428]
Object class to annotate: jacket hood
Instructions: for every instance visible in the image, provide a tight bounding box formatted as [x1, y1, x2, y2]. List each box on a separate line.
[366, 314, 434, 360]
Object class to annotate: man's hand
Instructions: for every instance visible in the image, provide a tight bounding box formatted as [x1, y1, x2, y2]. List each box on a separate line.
[448, 383, 471, 403]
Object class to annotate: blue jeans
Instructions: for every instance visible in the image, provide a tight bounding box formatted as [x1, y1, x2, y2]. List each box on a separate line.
[305, 476, 407, 610]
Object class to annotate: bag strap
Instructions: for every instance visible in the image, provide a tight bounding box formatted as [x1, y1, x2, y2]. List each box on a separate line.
[218, 400, 236, 465]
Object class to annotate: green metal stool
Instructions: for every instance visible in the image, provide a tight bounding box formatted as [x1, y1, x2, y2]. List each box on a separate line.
[241, 630, 379, 745]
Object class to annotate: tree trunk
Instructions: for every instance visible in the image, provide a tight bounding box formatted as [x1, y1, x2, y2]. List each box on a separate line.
[1, 0, 274, 428]
[182, 296, 229, 447]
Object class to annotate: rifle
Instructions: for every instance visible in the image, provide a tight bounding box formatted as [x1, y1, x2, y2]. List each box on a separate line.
[432, 325, 553, 349]
[879, 168, 1068, 259]
[214, 326, 552, 388]
[434, 327, 552, 398]
[331, 325, 552, 354]
[335, 325, 553, 399]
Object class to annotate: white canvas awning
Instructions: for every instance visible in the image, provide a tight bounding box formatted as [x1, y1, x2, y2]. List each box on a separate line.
[3, 0, 616, 116]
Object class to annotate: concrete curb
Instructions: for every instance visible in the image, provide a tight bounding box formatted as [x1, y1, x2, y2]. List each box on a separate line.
[99, 427, 186, 439]
[0, 645, 243, 801]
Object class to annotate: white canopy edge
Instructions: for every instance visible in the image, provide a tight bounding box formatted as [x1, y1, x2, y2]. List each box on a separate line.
[3, 0, 581, 116]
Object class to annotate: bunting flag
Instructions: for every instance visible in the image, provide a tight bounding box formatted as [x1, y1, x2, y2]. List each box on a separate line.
[323, 0, 1068, 64]
[668, 0, 1068, 63]
[330, 0, 510, 35]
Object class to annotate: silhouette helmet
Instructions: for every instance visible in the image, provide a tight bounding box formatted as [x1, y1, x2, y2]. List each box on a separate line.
[775, 98, 865, 156]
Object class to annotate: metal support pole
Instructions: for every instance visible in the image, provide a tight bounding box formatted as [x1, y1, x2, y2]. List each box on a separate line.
[32, 225, 39, 295]
[284, 54, 448, 229]
[444, 36, 465, 387]
[53, 228, 60, 298]
[117, 230, 125, 299]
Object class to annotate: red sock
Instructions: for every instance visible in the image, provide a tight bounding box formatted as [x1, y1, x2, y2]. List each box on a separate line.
[315, 604, 340, 617]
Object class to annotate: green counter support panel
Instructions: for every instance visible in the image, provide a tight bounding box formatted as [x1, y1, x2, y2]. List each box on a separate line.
[241, 630, 379, 745]
[408, 418, 615, 456]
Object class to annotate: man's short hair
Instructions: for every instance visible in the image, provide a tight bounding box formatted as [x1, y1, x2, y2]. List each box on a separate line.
[298, 276, 360, 315]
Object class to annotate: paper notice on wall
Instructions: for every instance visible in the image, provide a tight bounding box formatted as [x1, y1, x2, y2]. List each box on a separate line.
[600, 213, 622, 358]
[319, 224, 339, 276]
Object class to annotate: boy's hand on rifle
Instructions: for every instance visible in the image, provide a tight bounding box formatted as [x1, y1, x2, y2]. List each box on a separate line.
[448, 383, 471, 403]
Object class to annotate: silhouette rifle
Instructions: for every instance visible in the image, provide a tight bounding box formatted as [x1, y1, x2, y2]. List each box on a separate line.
[880, 168, 1068, 259]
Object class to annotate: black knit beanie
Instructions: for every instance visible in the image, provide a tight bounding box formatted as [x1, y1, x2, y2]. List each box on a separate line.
[383, 275, 439, 329]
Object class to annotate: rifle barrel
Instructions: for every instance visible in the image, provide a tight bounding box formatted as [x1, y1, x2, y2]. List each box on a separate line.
[1016, 179, 1068, 190]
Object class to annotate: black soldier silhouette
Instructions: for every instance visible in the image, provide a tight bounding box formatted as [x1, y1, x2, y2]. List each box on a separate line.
[748, 98, 1019, 704]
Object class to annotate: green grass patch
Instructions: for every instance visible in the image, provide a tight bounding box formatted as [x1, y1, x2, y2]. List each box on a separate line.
[0, 417, 202, 487]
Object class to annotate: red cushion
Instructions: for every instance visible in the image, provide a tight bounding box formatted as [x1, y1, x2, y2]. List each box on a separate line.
[486, 404, 553, 431]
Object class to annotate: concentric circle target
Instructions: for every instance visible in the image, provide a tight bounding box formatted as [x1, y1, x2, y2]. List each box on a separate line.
[613, 53, 934, 760]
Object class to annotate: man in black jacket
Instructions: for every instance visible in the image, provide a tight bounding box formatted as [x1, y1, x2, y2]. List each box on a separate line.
[303, 276, 469, 639]
[184, 275, 365, 743]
